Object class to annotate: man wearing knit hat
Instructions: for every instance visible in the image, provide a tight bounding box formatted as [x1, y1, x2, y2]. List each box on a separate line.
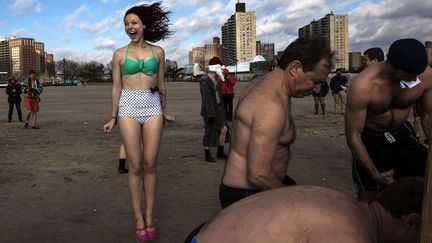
[23, 69, 43, 129]
[346, 38, 432, 202]
[219, 38, 333, 208]
[199, 56, 228, 162]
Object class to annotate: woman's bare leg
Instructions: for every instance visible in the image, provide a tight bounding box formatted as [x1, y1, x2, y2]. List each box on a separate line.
[141, 115, 163, 227]
[119, 117, 145, 229]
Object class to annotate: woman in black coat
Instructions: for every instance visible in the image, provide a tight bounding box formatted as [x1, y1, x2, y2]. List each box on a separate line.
[6, 76, 23, 122]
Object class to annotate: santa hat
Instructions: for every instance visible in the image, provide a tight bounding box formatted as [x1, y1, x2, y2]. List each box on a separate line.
[208, 57, 225, 81]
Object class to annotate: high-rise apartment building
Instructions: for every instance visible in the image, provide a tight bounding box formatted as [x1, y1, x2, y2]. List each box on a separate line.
[0, 37, 53, 79]
[35, 42, 45, 75]
[189, 47, 205, 69]
[299, 12, 349, 71]
[349, 52, 362, 71]
[258, 42, 275, 62]
[0, 38, 11, 77]
[9, 37, 36, 77]
[204, 37, 221, 69]
[426, 41, 432, 66]
[221, 2, 256, 66]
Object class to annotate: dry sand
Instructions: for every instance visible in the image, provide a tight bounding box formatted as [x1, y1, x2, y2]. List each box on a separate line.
[0, 82, 355, 242]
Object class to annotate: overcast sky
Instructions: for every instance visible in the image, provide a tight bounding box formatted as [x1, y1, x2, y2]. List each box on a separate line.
[1, 0, 431, 67]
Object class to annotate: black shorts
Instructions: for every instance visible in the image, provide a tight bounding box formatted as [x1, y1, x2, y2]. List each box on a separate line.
[219, 175, 296, 209]
[352, 121, 427, 192]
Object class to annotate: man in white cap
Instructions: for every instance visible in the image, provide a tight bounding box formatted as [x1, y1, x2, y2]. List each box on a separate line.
[346, 38, 432, 202]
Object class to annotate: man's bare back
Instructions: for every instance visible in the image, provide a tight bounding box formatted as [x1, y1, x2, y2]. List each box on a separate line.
[200, 186, 375, 243]
[194, 177, 423, 243]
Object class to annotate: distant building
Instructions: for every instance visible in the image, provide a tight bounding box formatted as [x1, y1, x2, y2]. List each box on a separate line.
[299, 12, 349, 71]
[189, 47, 205, 69]
[426, 41, 432, 66]
[0, 36, 53, 80]
[256, 41, 261, 57]
[35, 42, 45, 75]
[259, 43, 274, 62]
[349, 52, 362, 71]
[221, 1, 256, 66]
[204, 37, 221, 69]
[0, 38, 11, 80]
[9, 37, 36, 77]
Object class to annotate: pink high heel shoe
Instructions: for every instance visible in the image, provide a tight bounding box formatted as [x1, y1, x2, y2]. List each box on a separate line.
[146, 224, 157, 240]
[135, 228, 149, 243]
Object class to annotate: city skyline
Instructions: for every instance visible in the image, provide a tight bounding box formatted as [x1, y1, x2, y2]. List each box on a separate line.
[1, 0, 431, 67]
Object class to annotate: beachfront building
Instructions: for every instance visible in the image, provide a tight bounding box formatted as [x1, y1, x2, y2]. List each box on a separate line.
[0, 36, 54, 80]
[426, 41, 432, 66]
[204, 37, 221, 70]
[299, 12, 349, 71]
[256, 41, 275, 63]
[221, 1, 256, 66]
[349, 52, 362, 72]
[189, 47, 205, 71]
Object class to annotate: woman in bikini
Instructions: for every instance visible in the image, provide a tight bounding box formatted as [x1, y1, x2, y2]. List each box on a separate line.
[103, 3, 173, 242]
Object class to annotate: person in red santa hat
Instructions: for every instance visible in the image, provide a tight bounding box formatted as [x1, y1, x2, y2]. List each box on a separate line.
[199, 56, 228, 162]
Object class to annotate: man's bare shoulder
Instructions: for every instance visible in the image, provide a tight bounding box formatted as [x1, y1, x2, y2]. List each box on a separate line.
[236, 78, 288, 125]
[350, 66, 384, 93]
[419, 65, 432, 88]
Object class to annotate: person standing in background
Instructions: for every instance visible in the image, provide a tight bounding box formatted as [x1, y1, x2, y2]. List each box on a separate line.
[312, 80, 329, 115]
[6, 76, 23, 122]
[220, 69, 236, 122]
[330, 68, 348, 115]
[199, 57, 228, 162]
[362, 47, 384, 67]
[23, 69, 43, 129]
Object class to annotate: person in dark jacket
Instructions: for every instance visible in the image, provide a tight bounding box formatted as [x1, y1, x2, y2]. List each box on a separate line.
[329, 68, 348, 114]
[312, 81, 329, 114]
[6, 76, 23, 122]
[199, 57, 228, 162]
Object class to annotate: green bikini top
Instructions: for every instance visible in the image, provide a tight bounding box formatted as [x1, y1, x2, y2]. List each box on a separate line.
[121, 44, 158, 77]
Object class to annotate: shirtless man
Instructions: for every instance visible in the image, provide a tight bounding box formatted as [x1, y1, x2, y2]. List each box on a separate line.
[219, 38, 332, 208]
[187, 177, 423, 243]
[362, 47, 384, 66]
[346, 38, 431, 202]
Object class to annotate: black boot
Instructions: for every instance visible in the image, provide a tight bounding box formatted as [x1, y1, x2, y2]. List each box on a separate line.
[217, 146, 228, 159]
[314, 104, 319, 114]
[321, 104, 325, 115]
[118, 159, 128, 173]
[205, 149, 216, 162]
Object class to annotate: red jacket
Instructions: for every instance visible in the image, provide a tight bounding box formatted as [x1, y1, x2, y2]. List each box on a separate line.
[219, 76, 237, 94]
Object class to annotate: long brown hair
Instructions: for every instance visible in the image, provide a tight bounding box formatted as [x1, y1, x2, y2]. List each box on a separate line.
[124, 2, 173, 42]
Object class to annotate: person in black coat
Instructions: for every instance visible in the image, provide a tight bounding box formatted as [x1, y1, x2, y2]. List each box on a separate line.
[312, 81, 329, 114]
[329, 68, 348, 114]
[5, 76, 23, 122]
[199, 57, 228, 162]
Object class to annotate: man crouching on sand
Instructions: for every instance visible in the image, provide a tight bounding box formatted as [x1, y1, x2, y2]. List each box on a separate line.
[219, 37, 333, 208]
